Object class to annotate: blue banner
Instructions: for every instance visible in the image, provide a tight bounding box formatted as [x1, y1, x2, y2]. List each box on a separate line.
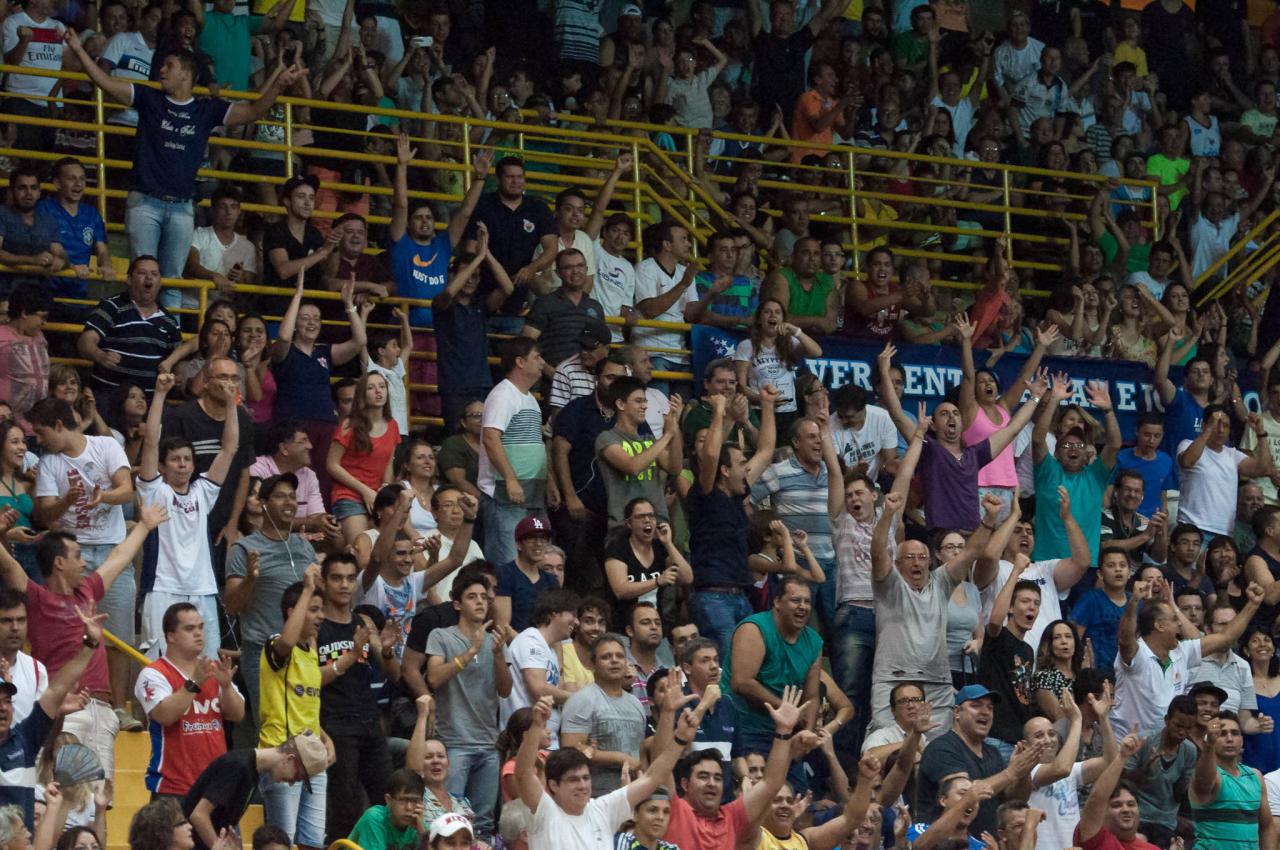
[690, 326, 1263, 441]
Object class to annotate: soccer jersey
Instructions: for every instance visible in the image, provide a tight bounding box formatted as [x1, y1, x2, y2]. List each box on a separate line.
[136, 656, 234, 796]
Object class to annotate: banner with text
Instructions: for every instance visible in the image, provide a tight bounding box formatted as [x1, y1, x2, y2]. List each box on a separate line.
[691, 326, 1263, 441]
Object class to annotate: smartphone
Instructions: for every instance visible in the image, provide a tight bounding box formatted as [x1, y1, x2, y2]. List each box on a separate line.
[410, 36, 434, 48]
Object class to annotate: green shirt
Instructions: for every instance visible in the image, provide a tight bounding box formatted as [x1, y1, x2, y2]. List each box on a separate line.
[720, 611, 823, 737]
[1191, 765, 1263, 850]
[891, 30, 928, 66]
[198, 11, 263, 91]
[349, 805, 419, 850]
[1146, 154, 1190, 210]
[1097, 232, 1151, 274]
[782, 268, 835, 318]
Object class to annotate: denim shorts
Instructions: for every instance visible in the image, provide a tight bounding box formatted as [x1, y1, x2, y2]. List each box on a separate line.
[332, 498, 368, 520]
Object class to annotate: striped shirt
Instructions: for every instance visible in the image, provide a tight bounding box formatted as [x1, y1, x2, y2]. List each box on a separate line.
[750, 457, 835, 561]
[478, 379, 547, 496]
[550, 354, 595, 409]
[553, 0, 603, 64]
[1192, 764, 1262, 850]
[84, 293, 182, 395]
[833, 508, 895, 605]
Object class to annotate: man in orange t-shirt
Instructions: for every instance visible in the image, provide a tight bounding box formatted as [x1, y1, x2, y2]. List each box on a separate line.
[790, 63, 853, 163]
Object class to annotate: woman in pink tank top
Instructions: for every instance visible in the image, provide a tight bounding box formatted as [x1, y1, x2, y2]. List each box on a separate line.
[957, 316, 1057, 517]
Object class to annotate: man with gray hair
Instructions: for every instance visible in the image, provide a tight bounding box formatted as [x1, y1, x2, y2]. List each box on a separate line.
[559, 633, 648, 796]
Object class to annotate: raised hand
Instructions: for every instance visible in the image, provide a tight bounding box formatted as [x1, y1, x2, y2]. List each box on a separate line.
[1084, 380, 1113, 412]
[1247, 581, 1265, 607]
[1057, 485, 1072, 521]
[878, 342, 897, 374]
[883, 491, 905, 515]
[532, 694, 554, 727]
[759, 383, 780, 408]
[953, 312, 975, 341]
[764, 684, 810, 734]
[416, 693, 434, 716]
[1050, 371, 1073, 402]
[302, 562, 321, 593]
[74, 601, 108, 646]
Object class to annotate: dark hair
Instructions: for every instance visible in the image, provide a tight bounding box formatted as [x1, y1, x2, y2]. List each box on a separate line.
[56, 827, 100, 850]
[1114, 468, 1145, 491]
[127, 254, 161, 276]
[497, 707, 534, 762]
[386, 767, 425, 797]
[266, 419, 307, 456]
[576, 596, 610, 625]
[554, 248, 585, 271]
[1137, 601, 1169, 637]
[1012, 579, 1042, 601]
[450, 572, 489, 603]
[590, 632, 627, 661]
[8, 163, 39, 186]
[1170, 523, 1203, 544]
[675, 750, 724, 784]
[545, 747, 591, 784]
[251, 826, 291, 850]
[608, 375, 646, 410]
[321, 551, 359, 579]
[161, 602, 199, 637]
[280, 581, 319, 619]
[7, 281, 53, 320]
[1072, 668, 1111, 704]
[35, 531, 77, 578]
[495, 156, 525, 176]
[628, 600, 659, 629]
[129, 798, 185, 850]
[679, 636, 718, 667]
[832, 384, 868, 413]
[531, 589, 579, 627]
[555, 188, 587, 210]
[1034, 619, 1082, 677]
[159, 435, 194, 466]
[26, 398, 77, 430]
[1241, 625, 1280, 676]
[210, 183, 243, 207]
[1165, 694, 1197, 720]
[1136, 412, 1166, 430]
[1254, 505, 1280, 538]
[889, 681, 925, 707]
[0, 587, 26, 613]
[776, 574, 811, 598]
[499, 337, 540, 374]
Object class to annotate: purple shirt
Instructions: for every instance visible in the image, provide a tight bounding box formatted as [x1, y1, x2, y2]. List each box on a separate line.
[919, 438, 993, 531]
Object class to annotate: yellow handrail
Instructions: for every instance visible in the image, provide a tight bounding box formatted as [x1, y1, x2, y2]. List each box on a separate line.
[103, 628, 150, 667]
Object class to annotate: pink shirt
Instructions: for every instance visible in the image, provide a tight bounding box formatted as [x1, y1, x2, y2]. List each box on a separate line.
[0, 325, 49, 435]
[963, 404, 1019, 487]
[245, 366, 276, 425]
[26, 572, 109, 695]
[248, 454, 326, 517]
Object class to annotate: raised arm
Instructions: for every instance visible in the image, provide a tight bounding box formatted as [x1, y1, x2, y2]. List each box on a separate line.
[139, 372, 172, 481]
[1001, 325, 1059, 411]
[988, 370, 1050, 459]
[1079, 735, 1142, 843]
[62, 30, 133, 104]
[271, 562, 321, 661]
[446, 148, 493, 246]
[204, 381, 240, 487]
[1200, 582, 1264, 656]
[517, 696, 555, 812]
[956, 314, 979, 427]
[872, 491, 904, 582]
[584, 154, 632, 240]
[1118, 579, 1147, 666]
[744, 385, 780, 484]
[1085, 380, 1122, 468]
[1033, 371, 1070, 464]
[987, 554, 1029, 637]
[1190, 719, 1224, 803]
[389, 133, 415, 243]
[270, 272, 306, 363]
[876, 343, 915, 438]
[330, 279, 368, 366]
[740, 686, 808, 821]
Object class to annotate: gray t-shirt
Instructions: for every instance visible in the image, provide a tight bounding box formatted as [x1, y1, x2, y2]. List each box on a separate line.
[595, 425, 668, 529]
[1124, 731, 1196, 828]
[560, 683, 647, 795]
[872, 562, 958, 686]
[424, 625, 501, 746]
[225, 531, 318, 646]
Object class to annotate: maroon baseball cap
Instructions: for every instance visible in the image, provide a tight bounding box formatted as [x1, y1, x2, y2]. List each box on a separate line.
[515, 515, 552, 542]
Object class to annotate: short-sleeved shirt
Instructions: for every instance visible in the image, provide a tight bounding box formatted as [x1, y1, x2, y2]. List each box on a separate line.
[1176, 440, 1247, 535]
[1125, 731, 1197, 829]
[388, 232, 450, 328]
[525, 289, 606, 369]
[978, 626, 1037, 743]
[918, 438, 993, 531]
[350, 804, 419, 850]
[596, 424, 667, 528]
[633, 258, 697, 365]
[425, 625, 502, 746]
[182, 748, 260, 850]
[688, 481, 751, 589]
[529, 787, 632, 850]
[0, 703, 55, 828]
[34, 436, 131, 545]
[25, 572, 109, 693]
[471, 193, 555, 315]
[750, 457, 834, 561]
[918, 730, 1007, 835]
[197, 10, 262, 91]
[1, 12, 65, 100]
[435, 296, 491, 391]
[248, 455, 325, 517]
[1033, 455, 1111, 564]
[664, 794, 749, 850]
[1071, 589, 1128, 673]
[1114, 637, 1204, 738]
[225, 532, 318, 646]
[190, 226, 257, 278]
[315, 617, 378, 726]
[131, 85, 231, 200]
[497, 560, 561, 633]
[872, 560, 957, 686]
[1193, 651, 1258, 714]
[695, 272, 759, 324]
[1161, 389, 1204, 472]
[271, 343, 338, 423]
[0, 206, 61, 260]
[501, 626, 562, 736]
[553, 395, 615, 513]
[560, 684, 647, 795]
[478, 379, 546, 496]
[831, 405, 899, 480]
[137, 475, 220, 596]
[83, 294, 182, 394]
[1113, 448, 1175, 518]
[161, 400, 254, 531]
[136, 656, 234, 796]
[258, 639, 321, 747]
[331, 420, 401, 505]
[35, 197, 105, 284]
[261, 220, 325, 290]
[1075, 826, 1160, 850]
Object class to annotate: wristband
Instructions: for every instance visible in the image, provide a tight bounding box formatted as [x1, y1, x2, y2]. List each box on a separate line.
[454, 656, 466, 671]
[674, 734, 691, 746]
[382, 646, 396, 660]
[774, 729, 797, 741]
[82, 635, 100, 651]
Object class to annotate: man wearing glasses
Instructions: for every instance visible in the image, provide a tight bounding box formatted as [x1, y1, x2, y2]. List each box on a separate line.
[162, 357, 256, 554]
[861, 682, 931, 762]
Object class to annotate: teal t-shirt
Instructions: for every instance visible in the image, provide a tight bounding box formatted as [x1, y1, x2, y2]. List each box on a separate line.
[720, 611, 823, 737]
[349, 805, 419, 850]
[198, 12, 263, 92]
[1032, 455, 1111, 564]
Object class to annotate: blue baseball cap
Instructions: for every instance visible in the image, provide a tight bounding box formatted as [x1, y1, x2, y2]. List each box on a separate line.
[954, 684, 1001, 706]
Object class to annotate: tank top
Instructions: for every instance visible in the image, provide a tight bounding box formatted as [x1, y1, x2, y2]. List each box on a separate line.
[782, 269, 834, 319]
[1191, 764, 1260, 850]
[1250, 546, 1280, 632]
[964, 405, 1018, 487]
[0, 478, 34, 528]
[721, 611, 822, 738]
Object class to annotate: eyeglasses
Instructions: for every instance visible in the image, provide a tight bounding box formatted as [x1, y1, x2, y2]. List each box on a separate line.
[464, 412, 484, 419]
[894, 696, 926, 706]
[172, 820, 190, 829]
[1060, 441, 1086, 450]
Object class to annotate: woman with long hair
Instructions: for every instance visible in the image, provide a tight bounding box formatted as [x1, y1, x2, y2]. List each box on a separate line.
[0, 420, 39, 580]
[36, 734, 98, 834]
[1031, 619, 1086, 720]
[1108, 285, 1158, 367]
[102, 384, 148, 467]
[1242, 625, 1280, 773]
[172, 319, 240, 399]
[327, 370, 400, 544]
[237, 313, 276, 453]
[1207, 536, 1247, 610]
[396, 435, 439, 536]
[496, 706, 549, 802]
[407, 698, 475, 826]
[732, 298, 821, 437]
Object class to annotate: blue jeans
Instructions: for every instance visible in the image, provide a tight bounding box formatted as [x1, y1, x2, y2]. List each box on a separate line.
[831, 604, 875, 759]
[125, 190, 194, 305]
[81, 544, 134, 644]
[480, 489, 544, 567]
[814, 559, 837, 635]
[261, 764, 328, 848]
[690, 591, 753, 660]
[444, 744, 500, 841]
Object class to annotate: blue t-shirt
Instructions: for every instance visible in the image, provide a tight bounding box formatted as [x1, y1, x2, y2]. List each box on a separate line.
[388, 232, 450, 328]
[433, 297, 491, 391]
[905, 825, 983, 850]
[496, 559, 560, 633]
[1071, 587, 1127, 672]
[271, 343, 337, 423]
[35, 197, 105, 297]
[0, 205, 61, 259]
[1161, 388, 1204, 486]
[1033, 455, 1111, 564]
[131, 85, 231, 200]
[1112, 448, 1176, 518]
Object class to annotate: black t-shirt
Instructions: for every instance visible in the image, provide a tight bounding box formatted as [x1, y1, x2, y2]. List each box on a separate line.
[917, 730, 1006, 836]
[262, 220, 325, 290]
[687, 482, 750, 589]
[161, 401, 255, 531]
[404, 601, 459, 656]
[183, 748, 259, 850]
[751, 26, 817, 118]
[316, 617, 379, 725]
[551, 395, 616, 513]
[468, 192, 555, 315]
[604, 536, 669, 623]
[977, 626, 1037, 744]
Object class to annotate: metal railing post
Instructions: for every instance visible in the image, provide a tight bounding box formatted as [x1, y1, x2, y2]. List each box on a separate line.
[848, 150, 860, 278]
[94, 87, 107, 222]
[1001, 170, 1014, 264]
[631, 140, 644, 262]
[284, 101, 295, 179]
[685, 133, 698, 259]
[461, 118, 472, 193]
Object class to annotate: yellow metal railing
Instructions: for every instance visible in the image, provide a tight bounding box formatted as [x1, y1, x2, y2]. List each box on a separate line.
[1193, 210, 1280, 307]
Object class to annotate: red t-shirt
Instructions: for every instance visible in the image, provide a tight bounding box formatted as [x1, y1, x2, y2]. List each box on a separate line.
[25, 572, 108, 694]
[664, 795, 748, 850]
[137, 657, 229, 795]
[1076, 826, 1160, 850]
[331, 419, 401, 505]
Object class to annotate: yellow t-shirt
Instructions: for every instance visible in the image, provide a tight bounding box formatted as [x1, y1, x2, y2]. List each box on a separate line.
[1112, 43, 1149, 77]
[258, 638, 322, 747]
[759, 827, 810, 850]
[560, 639, 595, 690]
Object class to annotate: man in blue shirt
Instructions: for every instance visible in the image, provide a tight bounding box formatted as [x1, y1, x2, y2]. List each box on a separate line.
[1153, 332, 1213, 473]
[36, 157, 113, 300]
[0, 164, 66, 276]
[63, 29, 304, 301]
[687, 231, 759, 329]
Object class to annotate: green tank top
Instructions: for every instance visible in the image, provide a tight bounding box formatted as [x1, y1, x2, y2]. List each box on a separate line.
[719, 611, 823, 737]
[1192, 764, 1261, 850]
[782, 269, 834, 318]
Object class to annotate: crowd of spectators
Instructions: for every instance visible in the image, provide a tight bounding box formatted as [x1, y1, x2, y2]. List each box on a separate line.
[3, 1, 1280, 850]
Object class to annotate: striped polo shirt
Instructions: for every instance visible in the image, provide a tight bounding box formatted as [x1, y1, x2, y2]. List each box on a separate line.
[750, 457, 835, 562]
[84, 293, 182, 395]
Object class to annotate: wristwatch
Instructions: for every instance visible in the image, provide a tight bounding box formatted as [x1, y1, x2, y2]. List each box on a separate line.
[82, 635, 100, 650]
[183, 678, 201, 694]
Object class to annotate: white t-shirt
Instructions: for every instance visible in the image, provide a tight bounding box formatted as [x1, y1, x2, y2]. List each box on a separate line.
[35, 436, 131, 546]
[534, 230, 597, 291]
[427, 533, 484, 601]
[2, 13, 65, 100]
[401, 481, 439, 536]
[501, 627, 563, 742]
[633, 258, 697, 365]
[733, 335, 802, 413]
[3, 651, 47, 724]
[979, 559, 1067, 653]
[993, 38, 1045, 100]
[1189, 212, 1239, 280]
[593, 241, 636, 343]
[190, 226, 258, 278]
[368, 359, 409, 438]
[1029, 762, 1083, 850]
[137, 474, 221, 596]
[931, 95, 975, 156]
[358, 571, 427, 656]
[1125, 271, 1167, 301]
[1176, 440, 1247, 535]
[644, 387, 669, 439]
[832, 405, 899, 480]
[101, 31, 154, 126]
[1113, 637, 1203, 738]
[528, 787, 631, 850]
